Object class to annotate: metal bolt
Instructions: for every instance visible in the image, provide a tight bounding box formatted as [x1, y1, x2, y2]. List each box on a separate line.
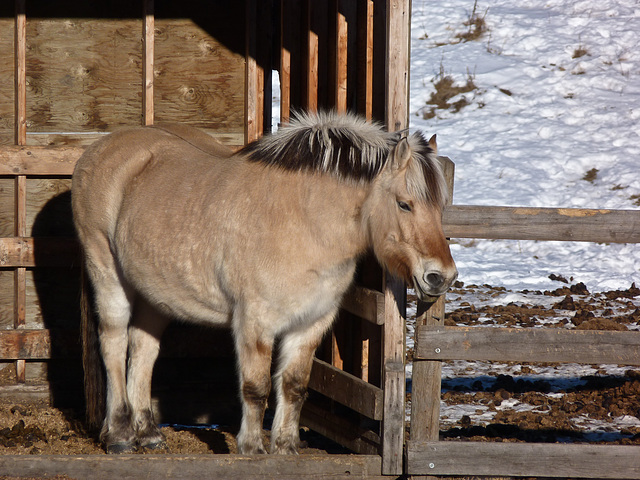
[435, 347, 441, 354]
[429, 463, 435, 469]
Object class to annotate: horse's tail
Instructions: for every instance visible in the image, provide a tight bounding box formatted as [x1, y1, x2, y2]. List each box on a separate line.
[80, 260, 105, 431]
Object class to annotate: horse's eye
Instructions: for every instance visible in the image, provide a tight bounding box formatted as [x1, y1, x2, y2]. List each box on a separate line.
[397, 201, 412, 212]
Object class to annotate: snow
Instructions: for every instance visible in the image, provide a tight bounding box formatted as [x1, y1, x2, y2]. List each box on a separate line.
[410, 0, 640, 293]
[407, 0, 640, 439]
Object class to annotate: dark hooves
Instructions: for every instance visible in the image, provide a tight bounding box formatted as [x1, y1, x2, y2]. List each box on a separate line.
[140, 440, 168, 452]
[106, 442, 137, 454]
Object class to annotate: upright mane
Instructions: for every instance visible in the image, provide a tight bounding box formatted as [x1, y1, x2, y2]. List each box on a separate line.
[241, 110, 447, 207]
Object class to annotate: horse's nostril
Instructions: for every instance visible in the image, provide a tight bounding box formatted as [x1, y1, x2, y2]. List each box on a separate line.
[426, 272, 444, 289]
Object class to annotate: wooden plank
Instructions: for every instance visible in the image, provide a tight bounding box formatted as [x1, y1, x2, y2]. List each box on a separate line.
[143, 0, 155, 126]
[301, 401, 381, 456]
[25, 15, 142, 134]
[304, 0, 319, 112]
[443, 205, 640, 243]
[406, 441, 640, 479]
[245, 0, 263, 143]
[0, 237, 79, 267]
[153, 9, 245, 135]
[0, 454, 387, 480]
[341, 285, 384, 325]
[381, 273, 406, 476]
[309, 358, 383, 420]
[357, 0, 374, 119]
[0, 145, 84, 175]
[15, 0, 26, 145]
[384, 0, 410, 132]
[333, 0, 348, 112]
[415, 326, 640, 366]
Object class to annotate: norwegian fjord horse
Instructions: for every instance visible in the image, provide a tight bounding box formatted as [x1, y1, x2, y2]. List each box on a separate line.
[72, 111, 457, 454]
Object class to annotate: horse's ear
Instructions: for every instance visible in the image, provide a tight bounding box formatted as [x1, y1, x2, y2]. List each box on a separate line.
[428, 134, 438, 155]
[391, 137, 412, 171]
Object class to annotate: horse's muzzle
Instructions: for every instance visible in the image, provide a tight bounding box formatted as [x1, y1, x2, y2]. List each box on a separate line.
[413, 268, 457, 302]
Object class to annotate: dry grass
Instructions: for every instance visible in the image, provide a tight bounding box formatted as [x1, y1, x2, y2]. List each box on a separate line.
[572, 45, 589, 59]
[423, 67, 478, 119]
[456, 1, 488, 42]
[582, 168, 599, 183]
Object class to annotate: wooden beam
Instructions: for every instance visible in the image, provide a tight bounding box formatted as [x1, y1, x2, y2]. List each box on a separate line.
[0, 145, 84, 175]
[0, 237, 80, 268]
[143, 0, 155, 126]
[357, 0, 374, 119]
[304, 0, 318, 112]
[406, 441, 640, 479]
[14, 0, 26, 145]
[381, 0, 411, 474]
[0, 454, 387, 480]
[333, 0, 348, 112]
[301, 402, 381, 456]
[309, 358, 384, 420]
[340, 285, 384, 325]
[444, 205, 640, 243]
[415, 326, 640, 366]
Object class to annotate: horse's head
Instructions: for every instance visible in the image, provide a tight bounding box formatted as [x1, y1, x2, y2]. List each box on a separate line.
[362, 133, 457, 301]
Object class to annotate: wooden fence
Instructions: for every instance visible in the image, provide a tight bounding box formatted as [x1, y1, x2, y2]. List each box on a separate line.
[407, 159, 640, 479]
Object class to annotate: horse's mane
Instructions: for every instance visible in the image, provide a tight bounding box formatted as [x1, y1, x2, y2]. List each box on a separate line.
[241, 110, 447, 207]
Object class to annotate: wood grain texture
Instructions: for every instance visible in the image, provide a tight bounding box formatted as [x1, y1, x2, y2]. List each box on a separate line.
[0, 454, 387, 480]
[341, 285, 384, 325]
[0, 15, 13, 145]
[407, 441, 640, 479]
[25, 18, 142, 133]
[415, 326, 640, 366]
[444, 205, 640, 243]
[308, 358, 384, 420]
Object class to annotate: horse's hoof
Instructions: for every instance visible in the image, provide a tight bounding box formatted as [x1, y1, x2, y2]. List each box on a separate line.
[140, 440, 168, 452]
[106, 442, 136, 454]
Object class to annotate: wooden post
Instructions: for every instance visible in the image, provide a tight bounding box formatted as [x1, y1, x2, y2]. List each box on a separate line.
[245, 0, 264, 143]
[409, 157, 455, 480]
[382, 0, 411, 475]
[143, 0, 155, 126]
[14, 0, 27, 384]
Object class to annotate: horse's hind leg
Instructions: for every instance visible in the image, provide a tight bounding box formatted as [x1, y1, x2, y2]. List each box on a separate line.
[127, 299, 170, 450]
[271, 312, 336, 454]
[83, 239, 136, 453]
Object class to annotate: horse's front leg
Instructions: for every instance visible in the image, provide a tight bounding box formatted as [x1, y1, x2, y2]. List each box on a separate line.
[234, 319, 274, 454]
[271, 312, 336, 454]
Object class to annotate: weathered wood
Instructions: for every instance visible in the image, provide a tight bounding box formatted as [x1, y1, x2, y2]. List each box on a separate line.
[333, 0, 348, 112]
[0, 145, 84, 175]
[415, 326, 640, 366]
[341, 285, 384, 325]
[0, 454, 387, 480]
[153, 9, 245, 135]
[245, 0, 263, 143]
[301, 401, 381, 456]
[309, 358, 384, 420]
[15, 0, 26, 145]
[143, 0, 155, 126]
[381, 273, 406, 476]
[406, 441, 640, 479]
[0, 237, 79, 267]
[357, 0, 374, 119]
[444, 205, 640, 243]
[25, 15, 142, 134]
[304, 0, 319, 111]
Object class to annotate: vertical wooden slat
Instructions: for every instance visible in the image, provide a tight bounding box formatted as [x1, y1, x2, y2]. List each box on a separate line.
[334, 0, 348, 112]
[357, 0, 374, 120]
[381, 0, 411, 475]
[305, 0, 318, 112]
[14, 0, 27, 383]
[385, 0, 410, 132]
[245, 0, 263, 143]
[143, 0, 155, 126]
[279, 0, 291, 124]
[381, 273, 406, 475]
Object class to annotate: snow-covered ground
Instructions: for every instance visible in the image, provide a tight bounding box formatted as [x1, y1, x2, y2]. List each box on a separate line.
[408, 0, 640, 439]
[410, 0, 639, 293]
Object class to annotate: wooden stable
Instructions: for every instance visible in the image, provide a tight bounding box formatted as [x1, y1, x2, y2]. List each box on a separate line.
[0, 0, 412, 478]
[1, 0, 640, 479]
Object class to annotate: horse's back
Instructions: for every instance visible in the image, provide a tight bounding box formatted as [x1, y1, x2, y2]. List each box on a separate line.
[72, 125, 231, 235]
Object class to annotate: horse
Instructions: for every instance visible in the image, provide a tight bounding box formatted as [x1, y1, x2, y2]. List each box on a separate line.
[72, 110, 457, 455]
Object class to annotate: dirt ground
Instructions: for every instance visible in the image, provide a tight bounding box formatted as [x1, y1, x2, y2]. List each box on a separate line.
[0, 281, 638, 463]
